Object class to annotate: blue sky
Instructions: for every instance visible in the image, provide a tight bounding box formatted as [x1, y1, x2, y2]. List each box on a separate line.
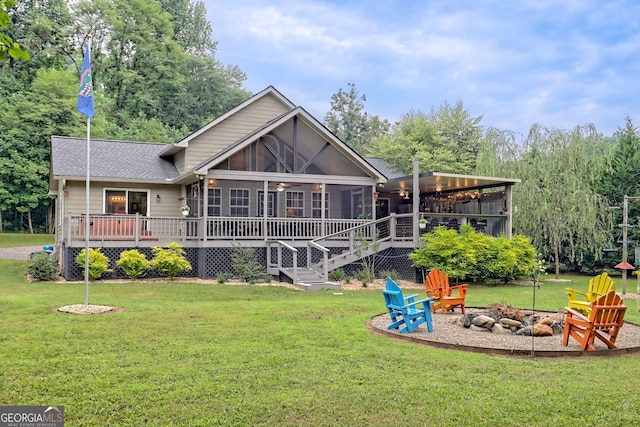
[201, 0, 640, 138]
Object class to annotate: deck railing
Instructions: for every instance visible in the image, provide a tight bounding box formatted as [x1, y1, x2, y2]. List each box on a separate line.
[65, 214, 372, 244]
[64, 212, 507, 246]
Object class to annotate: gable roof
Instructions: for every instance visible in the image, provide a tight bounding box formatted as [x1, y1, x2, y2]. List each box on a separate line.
[51, 136, 180, 182]
[159, 86, 296, 157]
[190, 106, 387, 182]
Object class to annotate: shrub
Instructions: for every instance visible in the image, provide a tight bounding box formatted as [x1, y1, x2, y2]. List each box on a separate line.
[217, 273, 231, 284]
[116, 250, 150, 280]
[410, 224, 537, 283]
[328, 269, 345, 281]
[75, 248, 112, 280]
[380, 270, 399, 281]
[28, 253, 58, 281]
[355, 269, 373, 287]
[232, 246, 267, 283]
[150, 242, 192, 279]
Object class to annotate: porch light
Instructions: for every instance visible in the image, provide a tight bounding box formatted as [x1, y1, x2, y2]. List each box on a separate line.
[156, 194, 161, 202]
[435, 185, 442, 192]
[277, 183, 285, 192]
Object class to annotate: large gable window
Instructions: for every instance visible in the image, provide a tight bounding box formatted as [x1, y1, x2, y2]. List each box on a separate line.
[230, 189, 250, 217]
[104, 189, 148, 215]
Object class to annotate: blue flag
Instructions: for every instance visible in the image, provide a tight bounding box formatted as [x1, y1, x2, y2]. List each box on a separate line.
[77, 44, 95, 118]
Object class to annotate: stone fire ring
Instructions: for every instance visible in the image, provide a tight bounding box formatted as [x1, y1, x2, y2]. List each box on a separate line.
[368, 307, 640, 358]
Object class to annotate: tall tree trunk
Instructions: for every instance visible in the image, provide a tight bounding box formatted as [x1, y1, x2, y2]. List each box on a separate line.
[554, 243, 560, 280]
[27, 210, 34, 234]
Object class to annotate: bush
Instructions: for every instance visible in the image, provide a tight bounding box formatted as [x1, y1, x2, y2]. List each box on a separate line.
[410, 224, 537, 283]
[116, 249, 150, 280]
[232, 246, 267, 283]
[380, 270, 399, 281]
[150, 242, 192, 279]
[75, 248, 112, 281]
[217, 273, 231, 284]
[328, 269, 345, 281]
[28, 253, 58, 281]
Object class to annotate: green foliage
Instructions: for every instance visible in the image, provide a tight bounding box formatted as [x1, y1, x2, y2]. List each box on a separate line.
[410, 224, 537, 283]
[116, 249, 150, 280]
[476, 124, 613, 278]
[355, 270, 372, 287]
[27, 252, 58, 281]
[352, 229, 380, 284]
[0, 0, 29, 61]
[368, 101, 483, 175]
[231, 246, 267, 283]
[75, 248, 112, 281]
[324, 82, 389, 152]
[328, 268, 345, 281]
[380, 269, 399, 281]
[217, 272, 231, 284]
[150, 242, 192, 279]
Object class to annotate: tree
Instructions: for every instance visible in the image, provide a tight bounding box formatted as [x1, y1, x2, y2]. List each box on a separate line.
[324, 83, 389, 153]
[369, 100, 483, 175]
[0, 0, 29, 63]
[597, 117, 640, 244]
[477, 124, 613, 278]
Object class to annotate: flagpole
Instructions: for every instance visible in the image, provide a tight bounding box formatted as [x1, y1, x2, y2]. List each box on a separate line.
[78, 39, 94, 307]
[84, 116, 90, 306]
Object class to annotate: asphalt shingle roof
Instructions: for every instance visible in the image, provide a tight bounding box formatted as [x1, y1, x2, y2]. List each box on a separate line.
[51, 136, 180, 181]
[363, 157, 404, 179]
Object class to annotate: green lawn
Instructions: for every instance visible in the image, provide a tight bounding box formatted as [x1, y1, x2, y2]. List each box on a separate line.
[0, 233, 54, 248]
[2, 259, 640, 426]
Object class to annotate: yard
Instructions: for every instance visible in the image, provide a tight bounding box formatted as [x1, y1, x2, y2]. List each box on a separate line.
[2, 255, 640, 426]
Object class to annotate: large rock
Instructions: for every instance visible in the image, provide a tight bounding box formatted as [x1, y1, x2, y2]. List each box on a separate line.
[491, 323, 512, 335]
[472, 315, 496, 329]
[533, 323, 554, 336]
[500, 318, 522, 329]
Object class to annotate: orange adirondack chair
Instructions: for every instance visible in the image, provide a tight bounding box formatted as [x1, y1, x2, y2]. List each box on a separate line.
[566, 272, 615, 315]
[562, 290, 627, 351]
[424, 268, 468, 314]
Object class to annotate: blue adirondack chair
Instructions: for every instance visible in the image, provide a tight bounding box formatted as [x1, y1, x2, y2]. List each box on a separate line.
[382, 277, 434, 333]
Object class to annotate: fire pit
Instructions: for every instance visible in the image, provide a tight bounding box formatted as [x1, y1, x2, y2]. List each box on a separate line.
[455, 303, 564, 336]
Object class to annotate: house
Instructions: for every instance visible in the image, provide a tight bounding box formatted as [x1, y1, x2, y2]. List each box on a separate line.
[50, 86, 519, 288]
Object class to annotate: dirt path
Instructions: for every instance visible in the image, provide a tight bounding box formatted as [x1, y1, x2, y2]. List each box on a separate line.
[0, 246, 45, 261]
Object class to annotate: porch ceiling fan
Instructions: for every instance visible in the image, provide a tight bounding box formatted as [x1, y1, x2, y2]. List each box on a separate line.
[269, 182, 302, 192]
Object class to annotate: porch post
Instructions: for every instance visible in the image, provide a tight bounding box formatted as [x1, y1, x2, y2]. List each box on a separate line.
[412, 156, 420, 245]
[505, 185, 513, 238]
[202, 176, 208, 241]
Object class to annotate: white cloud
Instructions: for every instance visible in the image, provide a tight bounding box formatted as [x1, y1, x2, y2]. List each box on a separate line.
[203, 0, 640, 137]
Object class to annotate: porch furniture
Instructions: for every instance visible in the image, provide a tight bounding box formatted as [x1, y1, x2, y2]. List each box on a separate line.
[566, 272, 615, 315]
[562, 290, 627, 351]
[424, 268, 467, 314]
[382, 277, 434, 333]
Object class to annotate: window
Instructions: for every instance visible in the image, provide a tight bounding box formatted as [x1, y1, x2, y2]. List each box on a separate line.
[229, 189, 249, 217]
[208, 188, 221, 216]
[312, 192, 329, 218]
[258, 191, 277, 217]
[286, 191, 304, 217]
[104, 189, 148, 215]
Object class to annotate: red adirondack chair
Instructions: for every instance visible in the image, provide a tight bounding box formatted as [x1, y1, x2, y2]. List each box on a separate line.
[424, 268, 467, 314]
[563, 290, 627, 351]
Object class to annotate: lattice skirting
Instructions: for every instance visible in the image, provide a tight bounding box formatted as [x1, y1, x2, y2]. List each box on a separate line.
[61, 246, 420, 283]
